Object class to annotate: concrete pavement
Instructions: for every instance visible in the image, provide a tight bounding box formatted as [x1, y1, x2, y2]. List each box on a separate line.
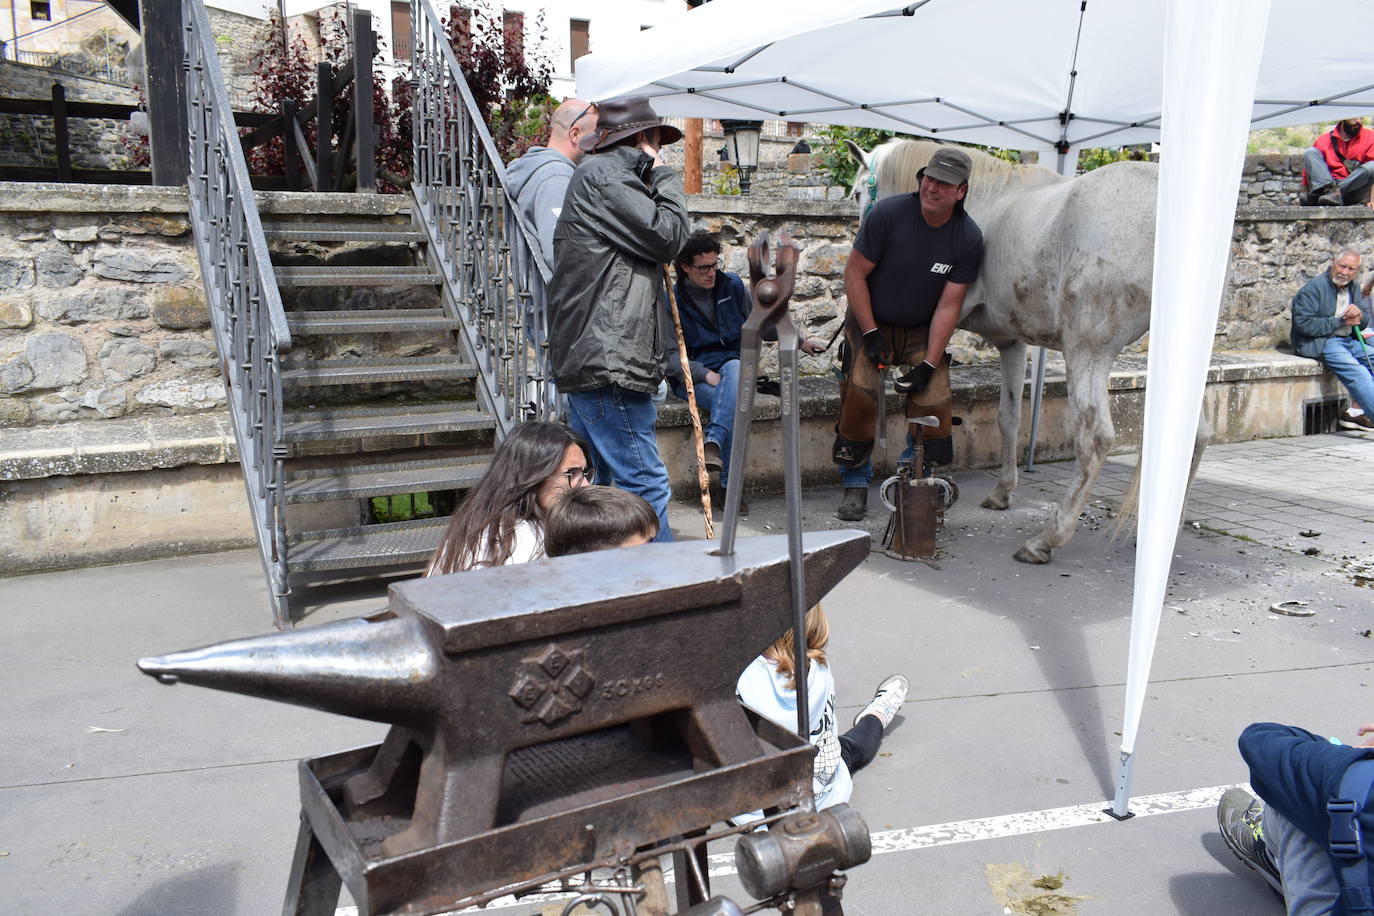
[2, 427, 1372, 915]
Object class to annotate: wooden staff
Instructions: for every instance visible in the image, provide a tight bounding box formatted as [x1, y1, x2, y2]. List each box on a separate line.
[663, 266, 715, 539]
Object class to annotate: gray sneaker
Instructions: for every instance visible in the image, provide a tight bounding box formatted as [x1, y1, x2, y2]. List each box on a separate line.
[1217, 787, 1282, 897]
[854, 674, 908, 729]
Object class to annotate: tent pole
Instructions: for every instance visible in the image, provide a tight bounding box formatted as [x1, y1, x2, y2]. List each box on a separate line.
[1023, 150, 1076, 471]
[1106, 750, 1137, 820]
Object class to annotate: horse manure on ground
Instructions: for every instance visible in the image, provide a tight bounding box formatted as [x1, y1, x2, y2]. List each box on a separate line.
[985, 863, 1091, 915]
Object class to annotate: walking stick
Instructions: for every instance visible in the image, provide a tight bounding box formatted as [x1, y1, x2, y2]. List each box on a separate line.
[663, 266, 716, 539]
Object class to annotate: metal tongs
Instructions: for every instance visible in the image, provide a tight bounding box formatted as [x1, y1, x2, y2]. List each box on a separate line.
[718, 230, 811, 739]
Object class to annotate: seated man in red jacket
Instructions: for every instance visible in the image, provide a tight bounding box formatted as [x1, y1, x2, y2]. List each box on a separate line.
[1303, 119, 1374, 207]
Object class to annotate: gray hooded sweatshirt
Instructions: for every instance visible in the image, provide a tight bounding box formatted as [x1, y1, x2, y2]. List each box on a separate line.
[505, 146, 574, 272]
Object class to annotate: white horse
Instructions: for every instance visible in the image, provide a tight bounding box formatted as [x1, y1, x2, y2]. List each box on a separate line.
[848, 138, 1196, 564]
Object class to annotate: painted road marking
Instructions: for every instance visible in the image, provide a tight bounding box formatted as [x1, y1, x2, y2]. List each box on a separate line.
[334, 782, 1243, 914]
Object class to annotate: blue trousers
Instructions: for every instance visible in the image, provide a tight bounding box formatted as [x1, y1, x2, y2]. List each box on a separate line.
[689, 359, 742, 486]
[1263, 804, 1337, 916]
[566, 385, 674, 543]
[1323, 334, 1374, 414]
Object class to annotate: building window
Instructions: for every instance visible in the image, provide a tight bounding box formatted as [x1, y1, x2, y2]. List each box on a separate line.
[503, 10, 523, 60]
[391, 1, 412, 61]
[569, 19, 589, 72]
[786, 121, 806, 138]
[30, 1, 51, 20]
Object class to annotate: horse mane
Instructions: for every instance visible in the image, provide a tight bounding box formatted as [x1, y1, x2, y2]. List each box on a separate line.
[869, 138, 1060, 208]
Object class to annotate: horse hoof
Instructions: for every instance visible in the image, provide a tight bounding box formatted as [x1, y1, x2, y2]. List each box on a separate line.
[1013, 544, 1052, 565]
[981, 494, 1010, 511]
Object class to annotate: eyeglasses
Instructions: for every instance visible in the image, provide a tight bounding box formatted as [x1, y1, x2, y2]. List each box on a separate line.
[570, 103, 597, 129]
[687, 259, 722, 272]
[559, 465, 595, 485]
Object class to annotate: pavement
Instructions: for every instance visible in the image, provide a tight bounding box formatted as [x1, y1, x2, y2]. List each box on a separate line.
[1, 426, 1372, 916]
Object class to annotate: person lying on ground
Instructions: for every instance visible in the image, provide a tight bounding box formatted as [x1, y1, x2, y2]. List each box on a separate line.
[735, 605, 908, 816]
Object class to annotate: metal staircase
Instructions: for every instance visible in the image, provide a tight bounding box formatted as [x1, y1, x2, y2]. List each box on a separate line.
[182, 0, 555, 627]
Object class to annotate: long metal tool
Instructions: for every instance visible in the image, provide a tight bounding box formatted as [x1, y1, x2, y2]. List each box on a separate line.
[718, 231, 810, 741]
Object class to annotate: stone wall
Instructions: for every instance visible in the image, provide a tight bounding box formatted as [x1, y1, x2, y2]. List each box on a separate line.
[0, 60, 140, 171]
[0, 185, 213, 427]
[1237, 154, 1305, 208]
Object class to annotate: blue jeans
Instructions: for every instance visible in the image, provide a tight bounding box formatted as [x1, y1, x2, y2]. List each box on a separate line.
[566, 385, 674, 542]
[690, 359, 741, 486]
[839, 434, 915, 489]
[1263, 804, 1337, 916]
[1303, 147, 1374, 203]
[1323, 334, 1374, 414]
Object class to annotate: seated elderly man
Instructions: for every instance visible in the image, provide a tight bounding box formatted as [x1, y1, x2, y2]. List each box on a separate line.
[1291, 249, 1374, 431]
[1303, 119, 1374, 207]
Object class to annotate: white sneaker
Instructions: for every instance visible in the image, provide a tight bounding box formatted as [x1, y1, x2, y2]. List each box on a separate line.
[855, 674, 908, 729]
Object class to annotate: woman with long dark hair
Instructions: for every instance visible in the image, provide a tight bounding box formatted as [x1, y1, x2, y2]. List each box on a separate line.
[425, 421, 593, 575]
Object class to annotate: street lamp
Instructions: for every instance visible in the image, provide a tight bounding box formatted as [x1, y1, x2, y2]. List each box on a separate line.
[720, 119, 763, 194]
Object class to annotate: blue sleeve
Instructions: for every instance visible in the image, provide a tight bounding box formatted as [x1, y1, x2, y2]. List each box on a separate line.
[1239, 721, 1374, 846]
[949, 225, 985, 285]
[852, 201, 891, 264]
[1292, 278, 1346, 341]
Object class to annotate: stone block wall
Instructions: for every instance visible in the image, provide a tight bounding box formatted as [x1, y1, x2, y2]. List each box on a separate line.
[1237, 154, 1305, 208]
[0, 185, 215, 427]
[0, 60, 140, 171]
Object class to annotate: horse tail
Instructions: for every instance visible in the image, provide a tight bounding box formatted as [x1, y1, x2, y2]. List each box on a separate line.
[1111, 454, 1143, 539]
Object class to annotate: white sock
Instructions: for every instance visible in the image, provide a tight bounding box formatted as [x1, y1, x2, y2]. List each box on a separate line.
[1350, 408, 1366, 417]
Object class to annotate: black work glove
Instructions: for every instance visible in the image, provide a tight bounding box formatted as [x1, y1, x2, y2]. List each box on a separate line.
[861, 329, 891, 369]
[894, 360, 938, 393]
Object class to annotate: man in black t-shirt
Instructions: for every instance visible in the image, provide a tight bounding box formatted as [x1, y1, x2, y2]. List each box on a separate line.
[833, 145, 985, 521]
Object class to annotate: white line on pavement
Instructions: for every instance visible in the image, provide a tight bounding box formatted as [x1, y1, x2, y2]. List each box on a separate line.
[334, 782, 1243, 914]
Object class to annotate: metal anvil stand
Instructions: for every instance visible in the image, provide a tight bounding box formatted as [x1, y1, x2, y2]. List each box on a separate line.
[137, 233, 873, 916]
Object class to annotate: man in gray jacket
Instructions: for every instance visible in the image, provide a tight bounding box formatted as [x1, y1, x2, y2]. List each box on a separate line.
[505, 99, 599, 270]
[547, 96, 691, 540]
[1291, 248, 1374, 430]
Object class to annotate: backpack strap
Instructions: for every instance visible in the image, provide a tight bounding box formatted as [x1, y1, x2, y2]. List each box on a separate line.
[1329, 757, 1374, 912]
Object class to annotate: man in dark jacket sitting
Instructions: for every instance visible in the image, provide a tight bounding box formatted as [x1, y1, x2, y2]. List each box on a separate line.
[1290, 249, 1374, 431]
[667, 232, 824, 514]
[547, 97, 691, 540]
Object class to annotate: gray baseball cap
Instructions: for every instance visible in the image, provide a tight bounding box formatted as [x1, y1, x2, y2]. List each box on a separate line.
[924, 146, 972, 185]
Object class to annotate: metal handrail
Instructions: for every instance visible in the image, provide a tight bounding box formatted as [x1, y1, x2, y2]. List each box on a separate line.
[183, 0, 293, 624]
[410, 0, 558, 428]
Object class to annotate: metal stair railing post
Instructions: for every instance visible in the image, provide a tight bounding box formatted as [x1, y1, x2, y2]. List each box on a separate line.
[183, 0, 294, 628]
[409, 0, 559, 431]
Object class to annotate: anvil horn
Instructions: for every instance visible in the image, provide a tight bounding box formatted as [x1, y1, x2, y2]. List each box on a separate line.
[136, 613, 439, 726]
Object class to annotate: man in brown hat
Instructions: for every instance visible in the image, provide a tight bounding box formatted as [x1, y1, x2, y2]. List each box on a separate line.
[546, 96, 690, 541]
[832, 144, 985, 521]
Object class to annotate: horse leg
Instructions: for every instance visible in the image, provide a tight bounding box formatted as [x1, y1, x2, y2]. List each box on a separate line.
[1014, 352, 1114, 565]
[980, 339, 1028, 511]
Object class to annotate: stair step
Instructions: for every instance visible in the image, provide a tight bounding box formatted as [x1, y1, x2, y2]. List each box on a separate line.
[284, 455, 490, 503]
[276, 265, 443, 287]
[286, 309, 460, 334]
[288, 516, 448, 572]
[282, 356, 477, 386]
[282, 401, 494, 442]
[263, 222, 424, 243]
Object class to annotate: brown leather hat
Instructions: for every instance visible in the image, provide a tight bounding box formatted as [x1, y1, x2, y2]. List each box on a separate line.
[578, 96, 683, 153]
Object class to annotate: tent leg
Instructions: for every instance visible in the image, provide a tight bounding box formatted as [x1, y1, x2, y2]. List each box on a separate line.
[1023, 346, 1048, 471]
[1105, 750, 1137, 821]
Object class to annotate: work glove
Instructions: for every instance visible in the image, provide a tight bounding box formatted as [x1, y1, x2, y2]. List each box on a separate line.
[861, 329, 891, 369]
[894, 360, 938, 393]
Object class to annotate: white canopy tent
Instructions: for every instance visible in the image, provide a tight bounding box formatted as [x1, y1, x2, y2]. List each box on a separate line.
[575, 0, 1371, 816]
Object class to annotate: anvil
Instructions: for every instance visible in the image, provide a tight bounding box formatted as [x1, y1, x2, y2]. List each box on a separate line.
[139, 530, 868, 912]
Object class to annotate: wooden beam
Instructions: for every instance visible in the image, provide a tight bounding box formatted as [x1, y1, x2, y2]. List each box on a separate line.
[684, 118, 702, 194]
[351, 9, 376, 193]
[139, 0, 188, 185]
[51, 83, 71, 181]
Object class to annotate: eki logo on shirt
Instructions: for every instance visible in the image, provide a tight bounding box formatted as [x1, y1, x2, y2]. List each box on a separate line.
[930, 262, 953, 274]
